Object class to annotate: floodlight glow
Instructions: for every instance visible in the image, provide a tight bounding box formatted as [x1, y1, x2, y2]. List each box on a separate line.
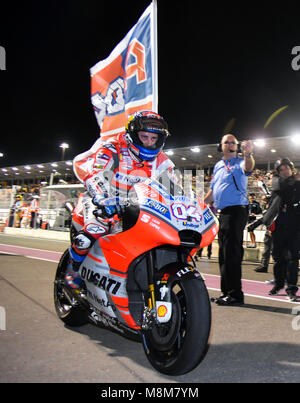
[291, 134, 300, 145]
[254, 139, 265, 147]
[191, 147, 200, 152]
[165, 150, 174, 156]
[60, 142, 69, 149]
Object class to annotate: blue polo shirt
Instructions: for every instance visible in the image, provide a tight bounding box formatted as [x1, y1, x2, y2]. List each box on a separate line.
[210, 156, 251, 210]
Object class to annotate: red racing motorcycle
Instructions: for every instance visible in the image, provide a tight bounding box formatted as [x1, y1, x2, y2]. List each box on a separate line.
[54, 178, 218, 375]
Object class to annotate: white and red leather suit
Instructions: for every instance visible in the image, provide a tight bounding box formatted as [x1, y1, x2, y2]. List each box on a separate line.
[72, 133, 175, 256]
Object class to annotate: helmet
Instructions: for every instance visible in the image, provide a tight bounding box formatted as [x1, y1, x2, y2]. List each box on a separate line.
[274, 157, 294, 172]
[125, 111, 170, 161]
[15, 194, 23, 200]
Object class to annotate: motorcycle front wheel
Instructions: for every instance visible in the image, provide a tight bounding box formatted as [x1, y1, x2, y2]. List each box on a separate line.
[142, 277, 211, 376]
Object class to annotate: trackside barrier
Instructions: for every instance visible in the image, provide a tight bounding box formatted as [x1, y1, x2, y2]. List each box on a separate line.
[3, 227, 69, 241]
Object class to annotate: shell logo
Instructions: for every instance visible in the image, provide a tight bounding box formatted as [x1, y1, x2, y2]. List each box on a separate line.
[157, 305, 168, 317]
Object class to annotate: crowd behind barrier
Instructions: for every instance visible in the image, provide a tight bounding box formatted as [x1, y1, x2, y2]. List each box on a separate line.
[0, 183, 80, 232]
[0, 168, 286, 236]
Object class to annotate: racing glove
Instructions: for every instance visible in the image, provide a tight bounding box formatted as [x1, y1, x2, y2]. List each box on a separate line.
[93, 196, 128, 218]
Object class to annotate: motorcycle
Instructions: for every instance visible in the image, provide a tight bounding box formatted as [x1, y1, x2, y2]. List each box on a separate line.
[54, 178, 219, 375]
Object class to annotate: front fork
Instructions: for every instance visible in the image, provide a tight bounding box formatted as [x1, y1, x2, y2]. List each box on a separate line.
[141, 251, 157, 330]
[142, 251, 173, 330]
[147, 251, 156, 309]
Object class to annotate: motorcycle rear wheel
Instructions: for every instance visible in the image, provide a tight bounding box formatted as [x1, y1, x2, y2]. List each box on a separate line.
[142, 277, 211, 375]
[54, 249, 88, 326]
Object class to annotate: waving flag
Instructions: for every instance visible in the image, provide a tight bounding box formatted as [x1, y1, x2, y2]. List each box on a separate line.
[91, 2, 157, 139]
[73, 2, 157, 181]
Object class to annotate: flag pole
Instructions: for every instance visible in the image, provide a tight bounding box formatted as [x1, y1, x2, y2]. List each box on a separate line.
[152, 0, 158, 112]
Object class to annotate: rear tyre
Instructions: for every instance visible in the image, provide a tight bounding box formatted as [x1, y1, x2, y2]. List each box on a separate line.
[142, 277, 211, 375]
[54, 249, 88, 326]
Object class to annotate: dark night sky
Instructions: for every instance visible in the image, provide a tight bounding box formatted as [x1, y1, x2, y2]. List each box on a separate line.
[1, 1, 300, 167]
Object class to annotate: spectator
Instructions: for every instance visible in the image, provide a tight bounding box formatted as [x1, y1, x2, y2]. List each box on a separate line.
[247, 193, 262, 248]
[11, 194, 24, 228]
[268, 158, 300, 301]
[20, 203, 31, 228]
[29, 196, 40, 228]
[194, 244, 212, 260]
[204, 133, 255, 305]
[254, 229, 272, 272]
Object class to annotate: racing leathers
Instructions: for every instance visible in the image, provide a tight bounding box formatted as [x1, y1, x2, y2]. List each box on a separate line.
[66, 133, 175, 288]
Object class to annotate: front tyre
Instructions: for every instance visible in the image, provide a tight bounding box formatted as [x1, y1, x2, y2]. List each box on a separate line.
[142, 277, 211, 375]
[54, 249, 88, 326]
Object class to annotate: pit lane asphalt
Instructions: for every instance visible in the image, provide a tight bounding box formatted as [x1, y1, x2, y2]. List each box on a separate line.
[0, 233, 300, 383]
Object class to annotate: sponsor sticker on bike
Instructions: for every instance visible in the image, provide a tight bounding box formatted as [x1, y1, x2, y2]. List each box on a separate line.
[203, 208, 214, 225]
[142, 198, 171, 219]
[170, 203, 202, 223]
[156, 302, 172, 323]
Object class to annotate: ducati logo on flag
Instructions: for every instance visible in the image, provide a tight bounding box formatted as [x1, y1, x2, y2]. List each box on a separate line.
[90, 2, 157, 139]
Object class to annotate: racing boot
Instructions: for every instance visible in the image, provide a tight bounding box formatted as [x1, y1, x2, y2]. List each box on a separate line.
[65, 248, 86, 290]
[65, 230, 97, 289]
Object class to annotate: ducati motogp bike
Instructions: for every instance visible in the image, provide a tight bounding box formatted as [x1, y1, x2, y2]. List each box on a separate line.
[54, 178, 219, 375]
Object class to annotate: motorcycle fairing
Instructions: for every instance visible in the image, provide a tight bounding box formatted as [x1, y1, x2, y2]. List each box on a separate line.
[99, 211, 181, 275]
[134, 180, 218, 248]
[78, 240, 121, 321]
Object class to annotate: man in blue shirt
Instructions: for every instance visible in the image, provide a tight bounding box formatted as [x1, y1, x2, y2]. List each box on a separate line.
[205, 134, 254, 305]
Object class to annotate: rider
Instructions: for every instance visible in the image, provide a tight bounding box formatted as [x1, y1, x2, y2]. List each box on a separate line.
[66, 111, 174, 289]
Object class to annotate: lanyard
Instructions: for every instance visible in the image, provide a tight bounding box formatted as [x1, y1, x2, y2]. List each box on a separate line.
[224, 159, 241, 194]
[223, 160, 231, 172]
